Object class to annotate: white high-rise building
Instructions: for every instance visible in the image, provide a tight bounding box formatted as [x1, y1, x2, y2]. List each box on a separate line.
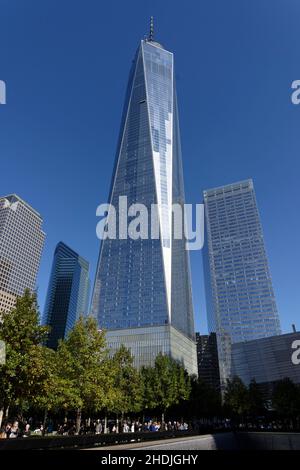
[203, 179, 281, 388]
[0, 194, 45, 313]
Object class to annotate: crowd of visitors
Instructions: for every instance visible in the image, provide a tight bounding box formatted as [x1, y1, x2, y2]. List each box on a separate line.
[0, 415, 298, 440]
[0, 421, 34, 439]
[0, 417, 191, 439]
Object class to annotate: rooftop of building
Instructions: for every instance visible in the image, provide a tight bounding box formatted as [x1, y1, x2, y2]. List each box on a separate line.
[55, 241, 89, 269]
[0, 193, 42, 219]
[232, 328, 299, 348]
[203, 179, 254, 198]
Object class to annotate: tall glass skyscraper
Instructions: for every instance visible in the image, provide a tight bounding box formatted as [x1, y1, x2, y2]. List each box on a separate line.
[44, 242, 90, 349]
[91, 26, 197, 375]
[203, 179, 281, 386]
[0, 194, 45, 313]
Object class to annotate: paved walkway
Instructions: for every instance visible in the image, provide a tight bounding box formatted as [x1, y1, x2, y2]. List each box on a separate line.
[84, 432, 238, 450]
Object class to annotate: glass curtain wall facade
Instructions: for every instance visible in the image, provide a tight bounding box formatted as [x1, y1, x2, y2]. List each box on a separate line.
[44, 242, 90, 349]
[203, 179, 281, 387]
[0, 194, 45, 313]
[91, 37, 197, 375]
[231, 331, 300, 399]
[196, 332, 221, 392]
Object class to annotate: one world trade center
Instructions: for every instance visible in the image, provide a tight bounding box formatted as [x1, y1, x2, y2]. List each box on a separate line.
[91, 20, 197, 375]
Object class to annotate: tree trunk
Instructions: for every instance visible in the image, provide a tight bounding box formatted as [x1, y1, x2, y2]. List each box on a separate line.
[121, 411, 124, 432]
[161, 411, 165, 430]
[43, 409, 48, 435]
[116, 416, 119, 433]
[76, 408, 82, 434]
[0, 408, 3, 428]
[104, 415, 108, 434]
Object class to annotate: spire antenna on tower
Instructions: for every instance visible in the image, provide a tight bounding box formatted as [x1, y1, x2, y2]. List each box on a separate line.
[149, 16, 154, 41]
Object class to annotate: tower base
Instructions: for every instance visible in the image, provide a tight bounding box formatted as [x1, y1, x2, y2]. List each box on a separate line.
[105, 324, 198, 376]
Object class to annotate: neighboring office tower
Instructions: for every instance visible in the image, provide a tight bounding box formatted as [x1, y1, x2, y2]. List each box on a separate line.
[203, 179, 281, 387]
[0, 194, 45, 313]
[91, 23, 197, 375]
[44, 242, 90, 349]
[196, 332, 221, 392]
[231, 329, 300, 400]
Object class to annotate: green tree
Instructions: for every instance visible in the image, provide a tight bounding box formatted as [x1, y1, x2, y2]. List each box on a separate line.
[248, 379, 266, 418]
[188, 376, 222, 418]
[33, 346, 81, 429]
[224, 376, 249, 419]
[272, 378, 300, 423]
[110, 345, 144, 428]
[141, 364, 158, 411]
[0, 289, 49, 426]
[55, 316, 114, 433]
[142, 353, 191, 424]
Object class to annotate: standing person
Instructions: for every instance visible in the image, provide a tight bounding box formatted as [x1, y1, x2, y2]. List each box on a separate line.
[68, 424, 76, 435]
[142, 422, 149, 432]
[9, 421, 19, 438]
[23, 424, 31, 437]
[5, 423, 12, 438]
[123, 422, 129, 433]
[47, 420, 54, 434]
[57, 424, 64, 435]
[95, 419, 102, 435]
[149, 422, 156, 432]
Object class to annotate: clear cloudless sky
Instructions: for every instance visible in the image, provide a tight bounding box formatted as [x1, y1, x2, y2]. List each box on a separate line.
[0, 0, 299, 334]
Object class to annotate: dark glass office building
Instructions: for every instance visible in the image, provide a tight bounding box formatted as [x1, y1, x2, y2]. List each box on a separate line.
[91, 26, 197, 374]
[196, 332, 221, 392]
[44, 242, 90, 349]
[203, 180, 281, 386]
[231, 330, 300, 399]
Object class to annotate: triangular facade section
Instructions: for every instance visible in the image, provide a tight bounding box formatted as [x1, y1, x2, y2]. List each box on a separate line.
[91, 43, 169, 330]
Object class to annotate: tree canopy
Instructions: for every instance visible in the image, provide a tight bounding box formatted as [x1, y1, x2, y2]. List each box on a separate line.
[0, 289, 49, 423]
[109, 345, 144, 417]
[141, 353, 191, 420]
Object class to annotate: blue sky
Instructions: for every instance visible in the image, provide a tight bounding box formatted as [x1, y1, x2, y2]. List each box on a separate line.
[0, 0, 299, 334]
